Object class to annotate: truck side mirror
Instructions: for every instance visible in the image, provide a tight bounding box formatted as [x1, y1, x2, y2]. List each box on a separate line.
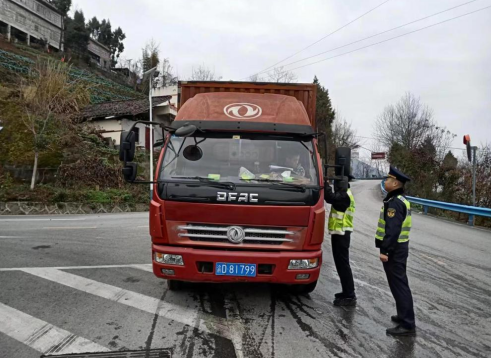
[122, 163, 138, 182]
[183, 145, 203, 161]
[335, 147, 352, 178]
[119, 131, 136, 162]
[335, 176, 349, 190]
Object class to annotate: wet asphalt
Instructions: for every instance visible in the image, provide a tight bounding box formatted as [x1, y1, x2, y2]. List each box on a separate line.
[0, 180, 490, 358]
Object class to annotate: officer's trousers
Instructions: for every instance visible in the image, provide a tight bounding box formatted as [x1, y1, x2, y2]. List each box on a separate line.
[383, 242, 415, 329]
[331, 232, 355, 298]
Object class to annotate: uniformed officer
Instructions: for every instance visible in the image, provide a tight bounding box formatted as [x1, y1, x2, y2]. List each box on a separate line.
[376, 166, 416, 336]
[325, 175, 356, 306]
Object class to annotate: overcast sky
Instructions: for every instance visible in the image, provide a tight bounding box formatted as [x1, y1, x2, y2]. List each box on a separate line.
[71, 0, 491, 160]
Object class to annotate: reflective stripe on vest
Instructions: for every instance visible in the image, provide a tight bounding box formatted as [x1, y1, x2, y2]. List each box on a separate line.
[328, 189, 356, 235]
[375, 195, 412, 243]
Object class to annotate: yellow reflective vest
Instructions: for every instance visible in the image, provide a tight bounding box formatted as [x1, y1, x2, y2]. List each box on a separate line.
[328, 189, 355, 235]
[375, 195, 412, 244]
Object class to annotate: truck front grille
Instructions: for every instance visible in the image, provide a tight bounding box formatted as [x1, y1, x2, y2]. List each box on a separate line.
[178, 225, 293, 245]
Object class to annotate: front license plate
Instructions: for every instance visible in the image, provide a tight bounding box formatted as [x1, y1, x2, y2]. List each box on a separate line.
[215, 262, 257, 277]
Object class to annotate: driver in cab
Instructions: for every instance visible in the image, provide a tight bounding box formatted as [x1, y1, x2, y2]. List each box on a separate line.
[285, 153, 306, 177]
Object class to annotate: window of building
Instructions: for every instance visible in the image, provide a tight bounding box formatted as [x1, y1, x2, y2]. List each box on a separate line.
[15, 13, 27, 26]
[34, 24, 39, 32]
[134, 127, 140, 143]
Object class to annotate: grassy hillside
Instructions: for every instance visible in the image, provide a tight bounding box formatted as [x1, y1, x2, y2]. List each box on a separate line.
[0, 40, 143, 103]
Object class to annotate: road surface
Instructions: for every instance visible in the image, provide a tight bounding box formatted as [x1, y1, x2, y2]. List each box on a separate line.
[0, 180, 490, 358]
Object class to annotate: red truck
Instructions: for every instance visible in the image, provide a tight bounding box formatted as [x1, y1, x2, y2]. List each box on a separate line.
[119, 81, 350, 293]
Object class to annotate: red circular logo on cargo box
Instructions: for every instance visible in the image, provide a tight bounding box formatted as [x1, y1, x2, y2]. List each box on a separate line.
[224, 103, 262, 119]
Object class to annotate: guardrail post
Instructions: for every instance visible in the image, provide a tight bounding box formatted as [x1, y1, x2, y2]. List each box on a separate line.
[424, 206, 428, 215]
[468, 214, 474, 226]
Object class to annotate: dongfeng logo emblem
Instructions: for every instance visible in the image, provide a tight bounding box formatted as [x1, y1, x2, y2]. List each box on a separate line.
[227, 226, 245, 244]
[224, 103, 262, 119]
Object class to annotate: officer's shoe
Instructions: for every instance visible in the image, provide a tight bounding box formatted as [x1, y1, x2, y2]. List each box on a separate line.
[334, 292, 344, 298]
[386, 325, 416, 336]
[333, 297, 357, 306]
[391, 315, 402, 323]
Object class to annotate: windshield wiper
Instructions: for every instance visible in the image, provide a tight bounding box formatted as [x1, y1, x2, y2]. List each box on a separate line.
[171, 176, 236, 190]
[240, 178, 307, 192]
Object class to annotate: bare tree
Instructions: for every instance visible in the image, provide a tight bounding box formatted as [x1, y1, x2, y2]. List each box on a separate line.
[332, 115, 360, 149]
[267, 66, 297, 83]
[457, 143, 491, 209]
[20, 59, 90, 189]
[249, 73, 265, 82]
[375, 92, 434, 150]
[160, 58, 178, 86]
[142, 39, 160, 73]
[189, 64, 222, 81]
[374, 92, 455, 161]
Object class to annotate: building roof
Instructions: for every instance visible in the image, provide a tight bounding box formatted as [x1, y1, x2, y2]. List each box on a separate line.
[88, 38, 111, 53]
[80, 96, 172, 120]
[37, 0, 64, 16]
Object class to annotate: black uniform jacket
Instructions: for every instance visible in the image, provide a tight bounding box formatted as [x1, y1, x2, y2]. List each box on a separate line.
[324, 184, 350, 212]
[376, 188, 408, 256]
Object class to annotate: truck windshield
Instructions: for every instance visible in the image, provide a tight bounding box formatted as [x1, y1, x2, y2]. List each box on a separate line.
[159, 134, 319, 186]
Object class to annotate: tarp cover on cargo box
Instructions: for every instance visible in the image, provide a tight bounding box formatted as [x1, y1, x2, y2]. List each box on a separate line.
[176, 93, 311, 127]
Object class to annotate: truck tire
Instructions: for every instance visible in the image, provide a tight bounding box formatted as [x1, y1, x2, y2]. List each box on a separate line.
[290, 280, 318, 294]
[167, 279, 181, 291]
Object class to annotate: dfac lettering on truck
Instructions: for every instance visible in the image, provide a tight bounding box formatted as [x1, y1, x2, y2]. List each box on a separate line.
[119, 81, 351, 293]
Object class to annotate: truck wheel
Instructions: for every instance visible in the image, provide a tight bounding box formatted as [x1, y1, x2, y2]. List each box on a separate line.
[167, 280, 181, 291]
[291, 280, 318, 294]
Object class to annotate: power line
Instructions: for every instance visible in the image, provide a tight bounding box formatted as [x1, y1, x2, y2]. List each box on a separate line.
[255, 0, 480, 77]
[354, 135, 470, 151]
[276, 5, 491, 74]
[245, 0, 392, 80]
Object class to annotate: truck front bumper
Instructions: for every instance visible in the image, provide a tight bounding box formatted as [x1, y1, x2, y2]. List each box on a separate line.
[152, 244, 322, 284]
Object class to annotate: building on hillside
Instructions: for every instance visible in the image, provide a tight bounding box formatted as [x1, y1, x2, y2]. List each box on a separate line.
[88, 38, 111, 69]
[352, 158, 382, 178]
[152, 85, 179, 108]
[0, 0, 63, 50]
[80, 95, 177, 150]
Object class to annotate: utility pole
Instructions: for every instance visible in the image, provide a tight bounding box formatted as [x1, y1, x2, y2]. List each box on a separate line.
[463, 135, 478, 226]
[472, 146, 477, 207]
[149, 74, 154, 199]
[142, 67, 159, 199]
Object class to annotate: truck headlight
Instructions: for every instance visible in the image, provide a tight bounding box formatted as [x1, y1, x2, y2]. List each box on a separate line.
[288, 258, 318, 270]
[155, 253, 184, 266]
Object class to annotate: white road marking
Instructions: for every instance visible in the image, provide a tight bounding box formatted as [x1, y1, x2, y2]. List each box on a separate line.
[0, 302, 110, 355]
[137, 225, 149, 228]
[224, 294, 245, 358]
[43, 227, 97, 230]
[19, 267, 243, 355]
[21, 268, 200, 328]
[420, 253, 447, 266]
[0, 264, 151, 272]
[131, 264, 154, 272]
[0, 218, 87, 222]
[0, 236, 29, 239]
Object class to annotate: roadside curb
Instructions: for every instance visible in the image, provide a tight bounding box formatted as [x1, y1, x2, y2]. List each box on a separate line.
[0, 202, 148, 215]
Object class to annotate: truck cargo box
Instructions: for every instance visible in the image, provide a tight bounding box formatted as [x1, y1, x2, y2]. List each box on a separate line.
[179, 81, 317, 128]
